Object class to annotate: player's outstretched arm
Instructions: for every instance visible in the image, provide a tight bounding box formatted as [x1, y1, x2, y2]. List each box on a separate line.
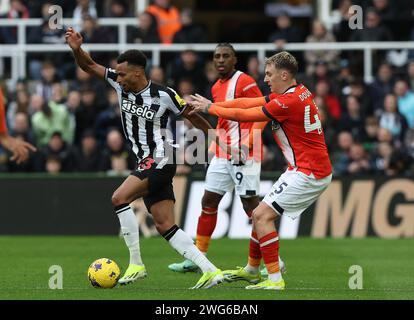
[182, 106, 235, 159]
[0, 133, 37, 164]
[65, 27, 106, 80]
[208, 105, 270, 122]
[189, 93, 267, 114]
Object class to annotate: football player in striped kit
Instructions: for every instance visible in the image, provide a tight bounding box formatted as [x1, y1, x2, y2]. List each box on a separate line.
[66, 27, 224, 289]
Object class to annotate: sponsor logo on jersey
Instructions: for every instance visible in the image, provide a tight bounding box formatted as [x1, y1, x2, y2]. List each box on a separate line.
[273, 98, 288, 109]
[121, 99, 156, 120]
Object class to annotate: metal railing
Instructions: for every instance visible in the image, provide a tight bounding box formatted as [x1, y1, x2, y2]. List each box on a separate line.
[1, 18, 414, 84]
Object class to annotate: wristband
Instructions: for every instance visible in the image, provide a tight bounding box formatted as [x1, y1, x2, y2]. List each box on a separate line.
[206, 103, 212, 113]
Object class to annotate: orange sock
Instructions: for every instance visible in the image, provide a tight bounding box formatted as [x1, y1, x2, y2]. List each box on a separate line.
[259, 231, 280, 274]
[195, 207, 217, 253]
[248, 231, 261, 268]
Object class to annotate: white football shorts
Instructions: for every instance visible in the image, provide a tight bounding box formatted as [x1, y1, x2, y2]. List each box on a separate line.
[263, 169, 332, 220]
[204, 156, 261, 197]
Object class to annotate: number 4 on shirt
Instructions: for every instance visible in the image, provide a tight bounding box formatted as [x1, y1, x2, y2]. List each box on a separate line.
[304, 105, 322, 134]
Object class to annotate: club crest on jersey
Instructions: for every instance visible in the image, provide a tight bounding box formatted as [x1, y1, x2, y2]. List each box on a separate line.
[121, 99, 155, 120]
[271, 120, 281, 131]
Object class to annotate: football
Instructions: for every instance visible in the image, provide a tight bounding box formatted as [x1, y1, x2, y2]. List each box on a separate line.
[87, 258, 121, 289]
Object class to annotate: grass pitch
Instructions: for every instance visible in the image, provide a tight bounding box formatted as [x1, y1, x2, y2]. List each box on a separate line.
[0, 236, 413, 300]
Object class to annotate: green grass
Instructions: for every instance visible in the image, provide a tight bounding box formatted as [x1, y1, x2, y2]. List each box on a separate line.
[0, 236, 413, 300]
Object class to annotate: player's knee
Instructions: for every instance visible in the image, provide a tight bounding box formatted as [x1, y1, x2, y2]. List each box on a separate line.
[154, 221, 174, 235]
[252, 208, 271, 225]
[111, 191, 126, 207]
[201, 193, 221, 209]
[241, 197, 259, 215]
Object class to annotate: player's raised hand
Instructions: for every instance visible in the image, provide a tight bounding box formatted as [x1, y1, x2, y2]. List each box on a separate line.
[188, 94, 212, 114]
[65, 27, 83, 50]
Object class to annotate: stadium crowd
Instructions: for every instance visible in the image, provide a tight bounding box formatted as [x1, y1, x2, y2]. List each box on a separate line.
[0, 0, 413, 177]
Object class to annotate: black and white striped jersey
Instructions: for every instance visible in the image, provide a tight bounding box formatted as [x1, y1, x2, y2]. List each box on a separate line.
[105, 68, 187, 163]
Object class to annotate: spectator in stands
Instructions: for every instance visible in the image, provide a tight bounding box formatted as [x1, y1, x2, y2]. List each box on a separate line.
[371, 141, 393, 174]
[73, 129, 103, 172]
[177, 78, 195, 97]
[332, 0, 353, 42]
[33, 61, 61, 101]
[104, 0, 130, 18]
[94, 90, 123, 147]
[203, 61, 218, 101]
[371, 0, 397, 25]
[394, 79, 414, 128]
[81, 15, 114, 43]
[246, 55, 269, 95]
[80, 15, 115, 66]
[6, 89, 30, 130]
[128, 11, 160, 44]
[345, 80, 373, 116]
[36, 131, 78, 172]
[173, 8, 208, 44]
[361, 116, 380, 153]
[315, 79, 341, 121]
[378, 93, 408, 146]
[407, 60, 414, 91]
[10, 112, 35, 145]
[74, 85, 103, 145]
[369, 62, 395, 114]
[305, 60, 337, 93]
[404, 128, 414, 162]
[304, 20, 339, 76]
[387, 149, 411, 176]
[30, 94, 73, 147]
[347, 142, 372, 175]
[44, 154, 62, 174]
[72, 0, 98, 32]
[106, 154, 130, 176]
[146, 0, 181, 44]
[0, 0, 29, 44]
[350, 7, 393, 69]
[316, 98, 336, 151]
[167, 49, 208, 92]
[267, 11, 303, 48]
[338, 95, 364, 140]
[377, 126, 393, 143]
[65, 90, 81, 114]
[332, 131, 354, 176]
[410, 28, 414, 60]
[26, 2, 70, 79]
[351, 7, 393, 42]
[149, 65, 166, 85]
[100, 128, 135, 171]
[51, 82, 66, 104]
[69, 67, 107, 106]
[335, 59, 354, 97]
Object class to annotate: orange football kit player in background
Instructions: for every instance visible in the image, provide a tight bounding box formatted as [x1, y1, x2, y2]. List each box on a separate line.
[168, 43, 285, 275]
[190, 51, 332, 290]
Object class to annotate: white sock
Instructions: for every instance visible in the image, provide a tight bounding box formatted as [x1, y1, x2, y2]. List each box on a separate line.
[269, 271, 282, 282]
[115, 204, 143, 266]
[165, 226, 217, 273]
[244, 264, 259, 275]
